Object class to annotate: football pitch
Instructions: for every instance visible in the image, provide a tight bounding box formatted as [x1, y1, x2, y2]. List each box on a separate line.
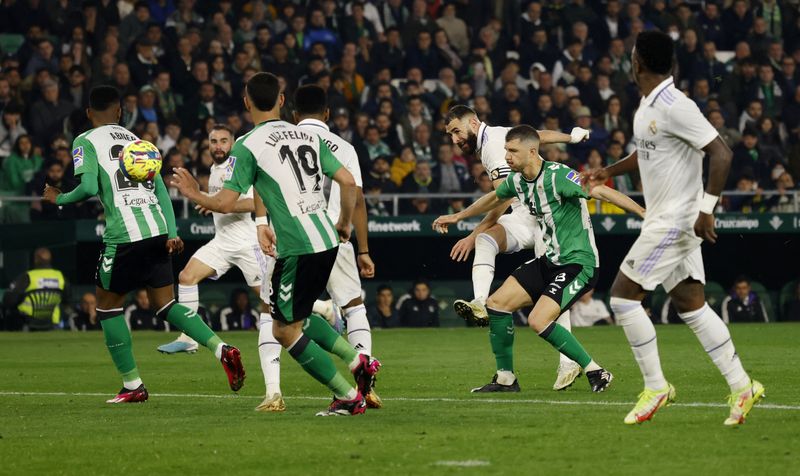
[1, 324, 798, 475]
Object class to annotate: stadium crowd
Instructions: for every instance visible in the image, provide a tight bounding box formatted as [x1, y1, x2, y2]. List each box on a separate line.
[1, 0, 800, 223]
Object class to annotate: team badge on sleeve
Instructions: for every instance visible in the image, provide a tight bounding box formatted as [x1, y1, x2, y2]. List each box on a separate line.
[566, 170, 581, 185]
[72, 146, 84, 168]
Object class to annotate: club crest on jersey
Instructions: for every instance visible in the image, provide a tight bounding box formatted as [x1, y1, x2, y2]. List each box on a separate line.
[72, 146, 84, 168]
[566, 170, 581, 185]
[649, 120, 657, 135]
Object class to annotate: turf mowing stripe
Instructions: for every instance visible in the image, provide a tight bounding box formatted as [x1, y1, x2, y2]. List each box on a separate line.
[1, 391, 797, 411]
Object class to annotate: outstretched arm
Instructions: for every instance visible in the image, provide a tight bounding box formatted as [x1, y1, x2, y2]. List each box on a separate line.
[538, 127, 590, 145]
[172, 167, 241, 214]
[588, 184, 645, 218]
[48, 172, 99, 205]
[433, 190, 511, 233]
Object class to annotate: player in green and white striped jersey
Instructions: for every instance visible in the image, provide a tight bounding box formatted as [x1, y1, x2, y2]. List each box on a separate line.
[42, 86, 245, 403]
[434, 125, 645, 393]
[173, 73, 380, 416]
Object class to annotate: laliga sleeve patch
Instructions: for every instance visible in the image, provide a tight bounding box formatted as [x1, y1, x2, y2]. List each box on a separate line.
[72, 146, 84, 168]
[566, 170, 581, 185]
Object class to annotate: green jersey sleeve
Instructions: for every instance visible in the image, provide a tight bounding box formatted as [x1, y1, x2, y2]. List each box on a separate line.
[71, 135, 98, 177]
[555, 166, 589, 199]
[223, 140, 256, 194]
[494, 173, 517, 200]
[318, 136, 343, 178]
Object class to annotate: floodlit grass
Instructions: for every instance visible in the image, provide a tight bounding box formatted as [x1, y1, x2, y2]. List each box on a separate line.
[1, 324, 798, 475]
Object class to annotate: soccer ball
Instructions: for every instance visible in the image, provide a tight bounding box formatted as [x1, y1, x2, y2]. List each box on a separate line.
[119, 140, 162, 182]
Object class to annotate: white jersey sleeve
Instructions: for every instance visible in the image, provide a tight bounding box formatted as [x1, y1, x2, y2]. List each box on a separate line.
[666, 98, 718, 150]
[478, 124, 512, 181]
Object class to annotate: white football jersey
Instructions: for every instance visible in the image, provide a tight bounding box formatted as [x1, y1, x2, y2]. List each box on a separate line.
[632, 77, 718, 231]
[476, 122, 524, 212]
[297, 118, 362, 224]
[208, 157, 256, 244]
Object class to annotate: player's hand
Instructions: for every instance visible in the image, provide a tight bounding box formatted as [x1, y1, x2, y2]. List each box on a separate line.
[257, 225, 277, 257]
[42, 184, 61, 204]
[358, 253, 375, 278]
[694, 212, 717, 244]
[194, 204, 213, 216]
[569, 127, 590, 144]
[171, 167, 200, 199]
[450, 235, 476, 262]
[166, 237, 184, 255]
[336, 221, 351, 243]
[580, 168, 609, 188]
[432, 214, 459, 234]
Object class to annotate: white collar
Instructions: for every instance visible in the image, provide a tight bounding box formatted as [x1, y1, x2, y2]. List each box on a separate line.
[644, 76, 675, 106]
[476, 121, 488, 153]
[297, 118, 330, 131]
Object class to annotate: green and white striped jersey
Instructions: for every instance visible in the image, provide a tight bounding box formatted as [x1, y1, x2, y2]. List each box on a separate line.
[72, 125, 169, 244]
[223, 119, 344, 257]
[495, 161, 599, 268]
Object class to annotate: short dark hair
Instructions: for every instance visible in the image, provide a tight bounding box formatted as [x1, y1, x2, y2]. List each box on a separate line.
[445, 104, 477, 123]
[210, 124, 233, 136]
[377, 284, 392, 294]
[89, 85, 120, 111]
[505, 124, 540, 144]
[245, 72, 281, 111]
[733, 275, 751, 286]
[635, 31, 674, 75]
[293, 84, 328, 116]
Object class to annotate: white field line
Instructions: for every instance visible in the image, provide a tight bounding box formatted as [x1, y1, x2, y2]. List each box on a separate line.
[434, 460, 491, 467]
[0, 391, 798, 411]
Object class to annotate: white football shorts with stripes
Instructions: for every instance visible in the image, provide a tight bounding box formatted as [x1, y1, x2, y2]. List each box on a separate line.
[497, 207, 545, 256]
[192, 237, 274, 288]
[325, 241, 363, 306]
[619, 227, 705, 292]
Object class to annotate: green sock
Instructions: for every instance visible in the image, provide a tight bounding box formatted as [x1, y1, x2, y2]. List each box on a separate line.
[303, 314, 358, 366]
[539, 322, 592, 368]
[163, 303, 222, 350]
[100, 315, 140, 384]
[288, 334, 355, 399]
[488, 308, 515, 372]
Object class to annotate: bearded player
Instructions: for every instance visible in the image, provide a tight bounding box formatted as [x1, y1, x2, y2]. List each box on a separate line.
[444, 105, 590, 392]
[586, 31, 764, 426]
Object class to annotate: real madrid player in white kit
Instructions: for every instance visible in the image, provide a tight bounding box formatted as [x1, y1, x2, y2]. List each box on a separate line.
[293, 85, 382, 408]
[587, 31, 764, 426]
[444, 105, 591, 392]
[157, 125, 283, 412]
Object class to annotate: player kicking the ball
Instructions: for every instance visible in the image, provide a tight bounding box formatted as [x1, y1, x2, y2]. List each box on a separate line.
[294, 85, 382, 408]
[434, 125, 645, 393]
[157, 124, 284, 412]
[585, 31, 764, 426]
[42, 86, 244, 403]
[173, 73, 380, 416]
[444, 105, 591, 392]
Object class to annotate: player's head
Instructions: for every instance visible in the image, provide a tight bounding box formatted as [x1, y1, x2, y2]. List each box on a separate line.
[293, 84, 329, 123]
[504, 125, 540, 172]
[445, 105, 480, 155]
[87, 85, 121, 124]
[632, 31, 674, 85]
[244, 72, 284, 114]
[33, 247, 52, 268]
[208, 124, 234, 164]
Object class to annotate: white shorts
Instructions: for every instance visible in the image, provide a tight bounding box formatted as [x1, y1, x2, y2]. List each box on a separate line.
[192, 238, 272, 288]
[619, 228, 705, 292]
[325, 241, 362, 306]
[497, 208, 544, 256]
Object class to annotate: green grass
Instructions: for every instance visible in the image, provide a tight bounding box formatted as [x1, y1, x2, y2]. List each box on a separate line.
[1, 325, 799, 475]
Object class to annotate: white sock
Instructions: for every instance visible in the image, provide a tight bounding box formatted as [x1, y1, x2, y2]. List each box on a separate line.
[214, 342, 224, 360]
[610, 297, 668, 390]
[258, 313, 282, 396]
[177, 284, 199, 346]
[679, 303, 750, 391]
[585, 360, 601, 372]
[123, 378, 143, 390]
[472, 233, 499, 304]
[343, 387, 358, 400]
[344, 304, 372, 355]
[496, 370, 516, 385]
[556, 311, 577, 365]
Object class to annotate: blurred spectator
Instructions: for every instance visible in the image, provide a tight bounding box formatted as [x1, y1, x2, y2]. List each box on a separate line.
[391, 145, 417, 187]
[367, 284, 400, 328]
[434, 143, 468, 193]
[601, 95, 630, 137]
[219, 289, 259, 331]
[1, 134, 43, 223]
[72, 292, 100, 331]
[1, 247, 65, 330]
[411, 123, 436, 163]
[571, 290, 614, 327]
[568, 107, 608, 162]
[721, 276, 769, 323]
[767, 170, 796, 212]
[730, 128, 783, 189]
[398, 280, 439, 327]
[0, 105, 27, 160]
[783, 282, 800, 322]
[29, 79, 74, 146]
[722, 0, 754, 50]
[757, 63, 784, 118]
[401, 161, 438, 214]
[363, 125, 391, 161]
[727, 174, 766, 213]
[125, 289, 161, 330]
[708, 109, 742, 148]
[436, 3, 468, 57]
[29, 159, 77, 221]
